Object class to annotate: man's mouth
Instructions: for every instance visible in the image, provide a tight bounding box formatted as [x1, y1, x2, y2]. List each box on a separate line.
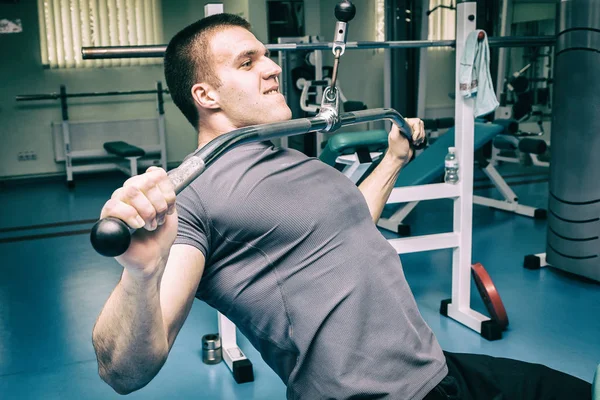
[264, 88, 279, 95]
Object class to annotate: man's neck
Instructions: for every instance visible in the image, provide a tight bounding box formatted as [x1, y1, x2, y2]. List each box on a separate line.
[197, 115, 237, 149]
[197, 130, 218, 149]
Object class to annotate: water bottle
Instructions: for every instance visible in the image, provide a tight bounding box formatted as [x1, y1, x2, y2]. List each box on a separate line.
[444, 147, 459, 184]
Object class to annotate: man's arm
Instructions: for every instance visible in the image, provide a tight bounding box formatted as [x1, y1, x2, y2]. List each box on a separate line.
[92, 244, 205, 395]
[358, 154, 405, 223]
[358, 119, 424, 223]
[91, 165, 205, 394]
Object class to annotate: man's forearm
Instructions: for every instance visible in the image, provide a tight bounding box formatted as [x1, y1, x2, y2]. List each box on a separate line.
[358, 153, 405, 223]
[92, 268, 169, 394]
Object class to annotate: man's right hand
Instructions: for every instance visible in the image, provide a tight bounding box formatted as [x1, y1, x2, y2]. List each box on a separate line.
[100, 166, 177, 278]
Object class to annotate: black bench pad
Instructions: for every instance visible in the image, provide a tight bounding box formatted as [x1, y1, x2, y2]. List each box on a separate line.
[103, 141, 145, 158]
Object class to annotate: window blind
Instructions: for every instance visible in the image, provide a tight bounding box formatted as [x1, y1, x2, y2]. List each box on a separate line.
[427, 0, 455, 47]
[38, 0, 163, 68]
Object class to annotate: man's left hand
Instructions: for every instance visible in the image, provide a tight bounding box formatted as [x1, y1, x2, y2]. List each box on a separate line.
[386, 118, 425, 166]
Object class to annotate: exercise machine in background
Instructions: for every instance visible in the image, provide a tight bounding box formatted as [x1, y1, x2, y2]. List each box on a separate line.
[320, 118, 546, 239]
[490, 118, 549, 169]
[493, 64, 551, 169]
[278, 35, 368, 157]
[15, 82, 168, 187]
[494, 1, 554, 170]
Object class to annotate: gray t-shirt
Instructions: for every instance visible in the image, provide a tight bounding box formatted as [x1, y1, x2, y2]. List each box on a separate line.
[175, 141, 447, 399]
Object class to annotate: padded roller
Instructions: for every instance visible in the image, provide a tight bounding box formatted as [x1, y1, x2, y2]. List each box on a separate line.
[319, 130, 388, 167]
[493, 136, 517, 151]
[328, 130, 388, 153]
[518, 138, 547, 155]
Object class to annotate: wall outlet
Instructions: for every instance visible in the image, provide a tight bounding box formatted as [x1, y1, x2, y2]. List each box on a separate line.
[17, 151, 37, 161]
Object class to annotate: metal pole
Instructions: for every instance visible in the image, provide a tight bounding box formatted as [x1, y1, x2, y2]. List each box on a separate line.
[81, 36, 556, 59]
[16, 88, 169, 101]
[416, 0, 430, 118]
[452, 0, 476, 323]
[495, 0, 513, 105]
[448, 0, 490, 336]
[314, 44, 325, 157]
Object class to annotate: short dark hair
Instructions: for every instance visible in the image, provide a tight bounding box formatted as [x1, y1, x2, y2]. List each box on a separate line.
[164, 14, 252, 131]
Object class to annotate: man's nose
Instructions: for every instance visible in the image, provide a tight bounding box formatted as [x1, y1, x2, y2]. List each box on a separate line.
[262, 58, 282, 80]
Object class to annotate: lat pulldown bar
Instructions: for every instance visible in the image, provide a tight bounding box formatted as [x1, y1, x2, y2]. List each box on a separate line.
[91, 108, 413, 257]
[81, 36, 556, 60]
[90, 1, 416, 258]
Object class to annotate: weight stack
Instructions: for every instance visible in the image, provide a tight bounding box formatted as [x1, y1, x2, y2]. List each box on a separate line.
[547, 0, 600, 282]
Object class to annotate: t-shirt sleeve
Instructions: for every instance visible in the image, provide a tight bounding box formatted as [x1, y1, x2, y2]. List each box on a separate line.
[174, 189, 211, 258]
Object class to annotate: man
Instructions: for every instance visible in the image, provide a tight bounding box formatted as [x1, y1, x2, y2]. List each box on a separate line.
[92, 14, 592, 400]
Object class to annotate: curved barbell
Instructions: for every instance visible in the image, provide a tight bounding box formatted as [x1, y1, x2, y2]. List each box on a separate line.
[90, 108, 413, 257]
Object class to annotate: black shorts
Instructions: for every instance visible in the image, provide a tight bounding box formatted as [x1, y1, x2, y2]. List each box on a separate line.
[423, 351, 592, 400]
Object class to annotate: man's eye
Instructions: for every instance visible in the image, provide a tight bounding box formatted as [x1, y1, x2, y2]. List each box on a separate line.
[242, 60, 252, 67]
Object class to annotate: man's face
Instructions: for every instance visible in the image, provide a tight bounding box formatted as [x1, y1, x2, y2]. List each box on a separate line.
[209, 27, 292, 127]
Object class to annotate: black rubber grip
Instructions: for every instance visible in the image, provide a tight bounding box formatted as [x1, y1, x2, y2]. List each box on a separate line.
[335, 1, 356, 22]
[518, 138, 547, 154]
[90, 217, 133, 257]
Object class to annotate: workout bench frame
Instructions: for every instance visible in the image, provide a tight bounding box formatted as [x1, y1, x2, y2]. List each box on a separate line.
[383, 2, 501, 339]
[16, 82, 168, 185]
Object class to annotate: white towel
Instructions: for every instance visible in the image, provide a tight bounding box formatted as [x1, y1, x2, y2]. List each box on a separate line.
[459, 30, 499, 117]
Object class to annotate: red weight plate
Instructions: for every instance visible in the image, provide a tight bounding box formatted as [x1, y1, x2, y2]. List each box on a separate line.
[471, 263, 509, 330]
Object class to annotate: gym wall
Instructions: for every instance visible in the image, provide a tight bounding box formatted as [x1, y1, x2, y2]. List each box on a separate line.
[0, 0, 210, 180]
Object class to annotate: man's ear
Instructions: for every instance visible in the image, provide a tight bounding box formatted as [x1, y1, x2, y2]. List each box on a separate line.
[191, 83, 220, 110]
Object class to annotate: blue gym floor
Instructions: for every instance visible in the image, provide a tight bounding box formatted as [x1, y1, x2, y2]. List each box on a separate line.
[0, 164, 598, 399]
